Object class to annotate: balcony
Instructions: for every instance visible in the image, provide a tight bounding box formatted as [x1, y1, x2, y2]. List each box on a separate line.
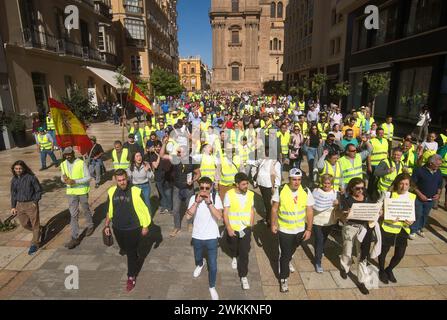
[228, 41, 242, 47]
[124, 0, 143, 14]
[94, 0, 112, 19]
[22, 28, 116, 66]
[126, 38, 146, 48]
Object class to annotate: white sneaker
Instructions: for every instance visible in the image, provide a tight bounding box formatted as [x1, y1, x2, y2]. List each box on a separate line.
[231, 257, 237, 270]
[417, 230, 425, 238]
[209, 287, 219, 300]
[193, 263, 205, 278]
[280, 279, 289, 293]
[409, 233, 416, 240]
[289, 262, 296, 273]
[241, 277, 250, 290]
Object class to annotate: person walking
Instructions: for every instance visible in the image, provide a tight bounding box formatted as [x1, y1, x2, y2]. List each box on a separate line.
[127, 151, 154, 216]
[87, 136, 105, 188]
[410, 154, 443, 239]
[223, 173, 255, 290]
[112, 141, 131, 171]
[413, 105, 431, 143]
[378, 173, 415, 284]
[104, 169, 151, 292]
[185, 177, 223, 300]
[45, 110, 59, 150]
[60, 147, 94, 249]
[10, 161, 43, 255]
[306, 125, 322, 183]
[36, 127, 59, 171]
[271, 168, 314, 293]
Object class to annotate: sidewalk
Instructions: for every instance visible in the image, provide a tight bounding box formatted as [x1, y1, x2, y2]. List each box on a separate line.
[0, 121, 446, 300]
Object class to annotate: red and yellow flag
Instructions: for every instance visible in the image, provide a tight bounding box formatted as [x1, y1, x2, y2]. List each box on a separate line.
[49, 98, 93, 155]
[127, 82, 153, 115]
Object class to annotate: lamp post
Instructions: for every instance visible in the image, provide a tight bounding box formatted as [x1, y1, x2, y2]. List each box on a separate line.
[276, 57, 279, 81]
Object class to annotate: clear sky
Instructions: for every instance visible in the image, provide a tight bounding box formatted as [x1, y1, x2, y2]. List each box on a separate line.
[178, 0, 212, 66]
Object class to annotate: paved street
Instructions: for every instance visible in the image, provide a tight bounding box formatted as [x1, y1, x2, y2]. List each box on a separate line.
[1, 121, 447, 300]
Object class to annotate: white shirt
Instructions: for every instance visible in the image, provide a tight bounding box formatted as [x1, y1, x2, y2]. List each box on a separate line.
[330, 113, 343, 126]
[266, 107, 275, 114]
[421, 141, 438, 152]
[253, 159, 282, 188]
[312, 189, 337, 226]
[188, 194, 223, 240]
[224, 191, 250, 209]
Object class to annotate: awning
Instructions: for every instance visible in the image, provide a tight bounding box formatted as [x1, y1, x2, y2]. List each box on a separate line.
[85, 66, 131, 91]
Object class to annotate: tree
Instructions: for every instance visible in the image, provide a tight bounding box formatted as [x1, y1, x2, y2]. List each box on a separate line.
[62, 86, 95, 125]
[330, 81, 351, 110]
[297, 80, 311, 101]
[364, 72, 390, 116]
[288, 86, 298, 97]
[113, 65, 130, 142]
[150, 67, 183, 97]
[135, 77, 151, 97]
[311, 73, 328, 101]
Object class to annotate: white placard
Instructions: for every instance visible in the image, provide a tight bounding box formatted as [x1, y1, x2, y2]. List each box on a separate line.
[347, 203, 381, 221]
[384, 198, 415, 221]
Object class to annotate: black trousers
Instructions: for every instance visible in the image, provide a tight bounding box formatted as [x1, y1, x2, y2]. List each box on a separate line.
[259, 186, 273, 224]
[378, 230, 408, 272]
[227, 228, 252, 278]
[279, 231, 305, 279]
[113, 227, 142, 278]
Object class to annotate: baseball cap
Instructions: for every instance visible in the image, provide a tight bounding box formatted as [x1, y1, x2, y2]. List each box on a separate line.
[37, 127, 44, 132]
[63, 146, 74, 155]
[128, 133, 135, 139]
[289, 168, 303, 178]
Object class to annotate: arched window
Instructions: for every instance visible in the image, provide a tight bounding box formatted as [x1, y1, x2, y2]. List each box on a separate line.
[277, 2, 283, 18]
[270, 2, 276, 18]
[273, 38, 278, 50]
[231, 0, 239, 13]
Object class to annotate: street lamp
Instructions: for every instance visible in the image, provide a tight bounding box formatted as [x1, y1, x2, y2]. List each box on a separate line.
[276, 57, 279, 81]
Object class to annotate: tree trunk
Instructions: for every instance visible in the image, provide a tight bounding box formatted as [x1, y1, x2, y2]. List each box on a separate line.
[338, 98, 342, 111]
[371, 98, 376, 117]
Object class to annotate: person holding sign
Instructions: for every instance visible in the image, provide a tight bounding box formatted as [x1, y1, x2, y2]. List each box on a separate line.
[338, 178, 379, 295]
[378, 173, 415, 284]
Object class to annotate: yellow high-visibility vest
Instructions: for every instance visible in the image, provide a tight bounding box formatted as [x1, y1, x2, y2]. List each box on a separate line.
[317, 123, 330, 140]
[321, 161, 342, 191]
[107, 186, 151, 228]
[46, 117, 56, 131]
[421, 149, 436, 166]
[370, 138, 389, 167]
[278, 184, 308, 233]
[112, 148, 130, 170]
[144, 126, 154, 137]
[441, 152, 447, 176]
[200, 154, 217, 182]
[61, 159, 90, 196]
[378, 159, 404, 192]
[37, 134, 52, 151]
[402, 151, 416, 175]
[382, 123, 394, 141]
[237, 144, 250, 164]
[298, 122, 309, 138]
[219, 155, 239, 187]
[339, 154, 363, 185]
[298, 101, 305, 111]
[277, 131, 291, 155]
[382, 192, 416, 235]
[227, 188, 254, 232]
[441, 134, 447, 145]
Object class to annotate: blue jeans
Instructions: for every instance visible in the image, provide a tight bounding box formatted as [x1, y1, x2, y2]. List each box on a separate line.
[40, 150, 58, 169]
[411, 199, 434, 234]
[156, 180, 173, 211]
[47, 130, 58, 147]
[135, 183, 152, 216]
[89, 159, 103, 184]
[193, 238, 218, 288]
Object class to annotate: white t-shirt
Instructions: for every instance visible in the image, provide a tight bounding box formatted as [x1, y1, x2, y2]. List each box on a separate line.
[224, 192, 249, 209]
[188, 194, 223, 240]
[312, 188, 337, 226]
[421, 141, 438, 152]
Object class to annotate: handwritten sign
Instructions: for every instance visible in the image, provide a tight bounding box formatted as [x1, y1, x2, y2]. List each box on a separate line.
[384, 198, 415, 221]
[347, 203, 381, 221]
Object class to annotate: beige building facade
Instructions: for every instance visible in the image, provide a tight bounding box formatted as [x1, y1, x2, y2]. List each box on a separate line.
[0, 0, 120, 118]
[112, 0, 179, 87]
[178, 57, 207, 91]
[210, 0, 288, 92]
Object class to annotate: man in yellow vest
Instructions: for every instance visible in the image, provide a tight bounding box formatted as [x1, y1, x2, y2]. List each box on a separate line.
[128, 121, 146, 148]
[36, 127, 59, 171]
[382, 116, 395, 156]
[104, 169, 151, 292]
[298, 98, 305, 112]
[277, 123, 291, 165]
[340, 143, 372, 188]
[223, 172, 255, 290]
[217, 147, 240, 202]
[401, 140, 418, 175]
[368, 127, 389, 174]
[438, 144, 447, 210]
[45, 110, 59, 150]
[297, 115, 309, 138]
[271, 168, 314, 293]
[60, 147, 94, 249]
[374, 148, 405, 193]
[112, 141, 130, 170]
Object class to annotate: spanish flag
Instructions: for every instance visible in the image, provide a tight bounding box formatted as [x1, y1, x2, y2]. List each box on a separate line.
[49, 98, 93, 155]
[127, 82, 153, 115]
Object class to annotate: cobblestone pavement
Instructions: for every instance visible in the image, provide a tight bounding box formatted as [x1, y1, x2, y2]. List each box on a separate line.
[1, 121, 447, 300]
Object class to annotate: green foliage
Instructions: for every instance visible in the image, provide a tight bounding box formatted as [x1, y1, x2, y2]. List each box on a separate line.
[364, 73, 390, 99]
[62, 86, 95, 124]
[0, 217, 17, 232]
[7, 113, 26, 133]
[150, 67, 183, 97]
[400, 92, 428, 106]
[114, 65, 130, 93]
[135, 77, 151, 97]
[330, 82, 351, 100]
[263, 81, 286, 94]
[311, 73, 328, 99]
[288, 86, 298, 96]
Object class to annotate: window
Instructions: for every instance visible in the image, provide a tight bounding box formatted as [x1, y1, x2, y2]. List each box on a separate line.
[191, 67, 195, 74]
[270, 2, 276, 18]
[124, 18, 145, 40]
[131, 55, 142, 74]
[64, 75, 73, 98]
[98, 26, 105, 51]
[232, 66, 239, 81]
[182, 64, 187, 74]
[273, 38, 278, 50]
[406, 0, 442, 36]
[277, 2, 283, 18]
[232, 30, 239, 44]
[124, 0, 143, 13]
[231, 0, 239, 13]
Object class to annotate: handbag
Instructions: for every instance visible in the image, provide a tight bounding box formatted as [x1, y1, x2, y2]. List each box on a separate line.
[102, 227, 114, 247]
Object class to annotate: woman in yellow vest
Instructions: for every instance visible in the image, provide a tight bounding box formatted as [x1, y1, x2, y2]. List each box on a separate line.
[223, 173, 255, 290]
[217, 148, 240, 202]
[200, 144, 218, 183]
[104, 169, 151, 292]
[271, 168, 314, 293]
[378, 173, 415, 284]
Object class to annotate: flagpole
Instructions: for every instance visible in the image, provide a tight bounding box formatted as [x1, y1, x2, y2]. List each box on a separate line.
[121, 87, 126, 143]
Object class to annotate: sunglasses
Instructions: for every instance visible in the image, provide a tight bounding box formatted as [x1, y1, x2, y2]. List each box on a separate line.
[200, 186, 211, 191]
[348, 149, 357, 153]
